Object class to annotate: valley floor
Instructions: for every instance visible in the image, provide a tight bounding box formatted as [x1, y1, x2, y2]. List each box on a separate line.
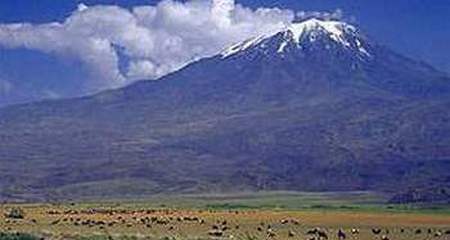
[1, 192, 449, 240]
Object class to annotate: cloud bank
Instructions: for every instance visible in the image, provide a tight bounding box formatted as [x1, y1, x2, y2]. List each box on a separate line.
[0, 0, 344, 93]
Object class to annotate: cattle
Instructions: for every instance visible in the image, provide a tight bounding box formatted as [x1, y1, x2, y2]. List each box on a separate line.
[156, 219, 169, 225]
[351, 228, 359, 234]
[338, 229, 346, 240]
[381, 235, 389, 240]
[317, 230, 328, 240]
[307, 228, 319, 235]
[372, 228, 382, 235]
[208, 230, 223, 237]
[50, 219, 60, 225]
[288, 230, 296, 237]
[415, 229, 422, 234]
[267, 228, 276, 238]
[307, 228, 328, 240]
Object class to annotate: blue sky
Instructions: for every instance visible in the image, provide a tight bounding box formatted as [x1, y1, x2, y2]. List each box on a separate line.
[1, 0, 449, 72]
[0, 0, 449, 106]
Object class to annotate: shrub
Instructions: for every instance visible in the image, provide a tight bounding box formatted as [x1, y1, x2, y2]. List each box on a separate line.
[4, 208, 25, 219]
[0, 232, 39, 240]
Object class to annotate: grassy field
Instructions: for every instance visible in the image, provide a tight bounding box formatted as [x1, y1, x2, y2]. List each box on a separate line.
[1, 192, 449, 240]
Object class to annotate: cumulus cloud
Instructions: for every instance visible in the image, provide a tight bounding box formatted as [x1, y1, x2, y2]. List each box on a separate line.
[0, 0, 345, 93]
[296, 9, 345, 22]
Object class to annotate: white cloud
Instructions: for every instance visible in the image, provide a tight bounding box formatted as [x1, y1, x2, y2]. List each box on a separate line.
[127, 60, 158, 79]
[0, 0, 342, 93]
[296, 9, 346, 22]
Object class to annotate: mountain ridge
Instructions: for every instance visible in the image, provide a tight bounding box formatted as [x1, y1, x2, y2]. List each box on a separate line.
[0, 18, 449, 202]
[221, 18, 370, 58]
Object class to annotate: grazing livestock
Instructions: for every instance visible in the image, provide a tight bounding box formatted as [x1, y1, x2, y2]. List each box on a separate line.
[434, 231, 442, 237]
[288, 230, 296, 237]
[338, 229, 346, 240]
[267, 228, 276, 238]
[351, 228, 359, 234]
[372, 228, 382, 235]
[317, 230, 328, 240]
[307, 228, 320, 235]
[307, 228, 328, 240]
[208, 230, 223, 237]
[381, 235, 389, 240]
[291, 219, 300, 225]
[50, 219, 60, 225]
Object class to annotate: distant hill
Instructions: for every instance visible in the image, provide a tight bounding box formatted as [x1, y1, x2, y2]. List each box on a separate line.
[0, 18, 449, 202]
[389, 186, 450, 204]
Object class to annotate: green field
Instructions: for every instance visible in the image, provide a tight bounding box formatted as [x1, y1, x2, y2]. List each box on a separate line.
[61, 191, 450, 214]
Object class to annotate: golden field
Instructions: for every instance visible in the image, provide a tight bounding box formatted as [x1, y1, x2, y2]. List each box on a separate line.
[1, 202, 449, 240]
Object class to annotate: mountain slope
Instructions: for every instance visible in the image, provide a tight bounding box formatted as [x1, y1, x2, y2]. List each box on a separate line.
[0, 18, 449, 201]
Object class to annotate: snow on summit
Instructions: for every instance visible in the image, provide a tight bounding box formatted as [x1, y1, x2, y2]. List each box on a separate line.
[286, 18, 355, 45]
[222, 18, 370, 58]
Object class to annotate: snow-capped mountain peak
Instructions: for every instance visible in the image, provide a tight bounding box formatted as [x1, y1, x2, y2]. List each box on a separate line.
[286, 18, 355, 46]
[221, 18, 370, 58]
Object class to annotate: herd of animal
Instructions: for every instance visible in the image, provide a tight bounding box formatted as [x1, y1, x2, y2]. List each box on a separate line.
[1, 207, 450, 239]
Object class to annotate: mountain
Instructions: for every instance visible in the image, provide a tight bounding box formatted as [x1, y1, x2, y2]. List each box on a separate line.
[0, 18, 449, 201]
